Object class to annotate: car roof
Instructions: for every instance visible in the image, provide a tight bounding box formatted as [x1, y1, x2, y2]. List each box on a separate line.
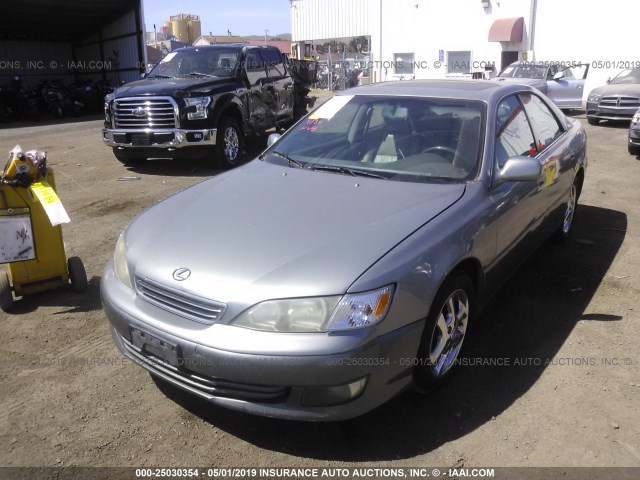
[343, 79, 532, 102]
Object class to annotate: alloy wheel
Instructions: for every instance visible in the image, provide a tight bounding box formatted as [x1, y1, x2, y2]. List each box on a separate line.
[429, 288, 469, 377]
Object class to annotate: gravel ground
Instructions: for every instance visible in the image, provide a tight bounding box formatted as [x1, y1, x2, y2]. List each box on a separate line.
[0, 109, 639, 475]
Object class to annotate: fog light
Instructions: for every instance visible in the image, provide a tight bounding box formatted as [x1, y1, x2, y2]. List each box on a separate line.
[301, 377, 367, 407]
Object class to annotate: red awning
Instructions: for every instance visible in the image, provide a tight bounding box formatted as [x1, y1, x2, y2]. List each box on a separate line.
[488, 17, 524, 42]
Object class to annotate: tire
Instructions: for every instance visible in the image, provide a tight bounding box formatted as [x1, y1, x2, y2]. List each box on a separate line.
[587, 117, 599, 125]
[216, 117, 244, 168]
[113, 149, 146, 166]
[629, 144, 640, 156]
[68, 256, 88, 293]
[553, 179, 579, 242]
[414, 273, 474, 390]
[0, 270, 14, 312]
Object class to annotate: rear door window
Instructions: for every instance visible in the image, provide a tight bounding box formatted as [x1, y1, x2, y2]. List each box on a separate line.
[495, 95, 536, 168]
[519, 93, 564, 153]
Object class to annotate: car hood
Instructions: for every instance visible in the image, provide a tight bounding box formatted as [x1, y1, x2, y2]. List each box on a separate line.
[113, 76, 236, 98]
[589, 83, 640, 97]
[493, 77, 547, 92]
[126, 161, 465, 306]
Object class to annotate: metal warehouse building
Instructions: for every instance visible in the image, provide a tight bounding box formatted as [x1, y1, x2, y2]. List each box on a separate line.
[0, 0, 146, 88]
[291, 0, 639, 101]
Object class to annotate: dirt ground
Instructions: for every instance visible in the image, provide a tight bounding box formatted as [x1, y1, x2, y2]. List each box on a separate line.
[0, 110, 639, 473]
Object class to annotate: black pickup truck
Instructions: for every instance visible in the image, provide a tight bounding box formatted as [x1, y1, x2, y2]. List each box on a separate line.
[102, 44, 316, 167]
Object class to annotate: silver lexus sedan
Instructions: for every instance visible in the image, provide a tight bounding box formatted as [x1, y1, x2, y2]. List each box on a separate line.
[101, 80, 587, 421]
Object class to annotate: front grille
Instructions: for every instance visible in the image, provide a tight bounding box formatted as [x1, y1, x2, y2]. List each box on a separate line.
[135, 275, 226, 324]
[121, 336, 289, 402]
[599, 96, 640, 109]
[114, 97, 177, 129]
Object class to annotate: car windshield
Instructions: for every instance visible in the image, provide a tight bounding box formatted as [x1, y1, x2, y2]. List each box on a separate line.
[610, 68, 640, 84]
[262, 95, 485, 183]
[499, 64, 547, 80]
[148, 48, 239, 78]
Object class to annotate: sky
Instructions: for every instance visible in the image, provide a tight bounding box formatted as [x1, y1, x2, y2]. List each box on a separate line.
[142, 0, 292, 37]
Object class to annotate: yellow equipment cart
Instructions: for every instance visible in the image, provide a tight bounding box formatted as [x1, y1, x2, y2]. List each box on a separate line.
[0, 147, 86, 312]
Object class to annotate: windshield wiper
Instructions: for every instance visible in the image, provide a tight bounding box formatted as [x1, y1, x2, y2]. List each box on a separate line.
[270, 150, 305, 169]
[148, 75, 172, 79]
[184, 72, 217, 78]
[307, 165, 387, 179]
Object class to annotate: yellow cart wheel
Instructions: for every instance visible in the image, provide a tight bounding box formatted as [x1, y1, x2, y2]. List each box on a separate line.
[0, 270, 14, 312]
[67, 257, 87, 293]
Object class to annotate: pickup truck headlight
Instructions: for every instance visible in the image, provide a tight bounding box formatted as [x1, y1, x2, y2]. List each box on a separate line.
[231, 285, 394, 333]
[104, 93, 115, 123]
[113, 231, 132, 289]
[587, 93, 601, 103]
[184, 97, 211, 120]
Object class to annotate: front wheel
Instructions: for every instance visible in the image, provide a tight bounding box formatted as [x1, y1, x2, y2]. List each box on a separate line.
[414, 273, 474, 390]
[216, 117, 244, 169]
[629, 144, 640, 156]
[587, 117, 599, 126]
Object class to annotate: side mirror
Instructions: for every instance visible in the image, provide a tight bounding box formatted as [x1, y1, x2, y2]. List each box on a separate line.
[267, 133, 281, 148]
[606, 77, 611, 84]
[140, 72, 147, 79]
[493, 156, 541, 188]
[552, 71, 565, 80]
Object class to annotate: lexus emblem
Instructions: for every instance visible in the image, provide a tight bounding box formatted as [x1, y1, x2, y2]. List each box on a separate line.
[172, 267, 191, 281]
[133, 106, 147, 117]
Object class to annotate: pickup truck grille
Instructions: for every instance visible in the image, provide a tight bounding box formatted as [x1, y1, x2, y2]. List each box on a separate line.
[599, 96, 640, 109]
[135, 275, 226, 324]
[113, 97, 177, 129]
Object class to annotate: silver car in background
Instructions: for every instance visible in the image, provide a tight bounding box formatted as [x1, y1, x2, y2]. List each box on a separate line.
[494, 61, 588, 110]
[587, 68, 640, 125]
[101, 80, 587, 421]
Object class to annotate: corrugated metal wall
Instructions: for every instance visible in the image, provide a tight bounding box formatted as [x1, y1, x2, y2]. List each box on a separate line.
[291, 0, 374, 41]
[0, 41, 73, 86]
[74, 6, 144, 85]
[0, 1, 144, 88]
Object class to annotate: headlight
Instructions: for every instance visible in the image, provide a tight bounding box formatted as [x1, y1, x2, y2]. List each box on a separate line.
[232, 297, 341, 332]
[104, 93, 114, 122]
[113, 231, 132, 289]
[588, 93, 601, 103]
[231, 285, 394, 333]
[184, 97, 211, 120]
[632, 111, 640, 124]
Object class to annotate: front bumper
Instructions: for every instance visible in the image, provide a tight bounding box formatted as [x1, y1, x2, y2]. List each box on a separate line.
[102, 128, 217, 149]
[100, 262, 423, 421]
[586, 102, 637, 122]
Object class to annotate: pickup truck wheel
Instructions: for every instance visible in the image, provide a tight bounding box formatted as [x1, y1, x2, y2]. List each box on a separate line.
[113, 149, 146, 166]
[587, 117, 599, 125]
[216, 117, 243, 168]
